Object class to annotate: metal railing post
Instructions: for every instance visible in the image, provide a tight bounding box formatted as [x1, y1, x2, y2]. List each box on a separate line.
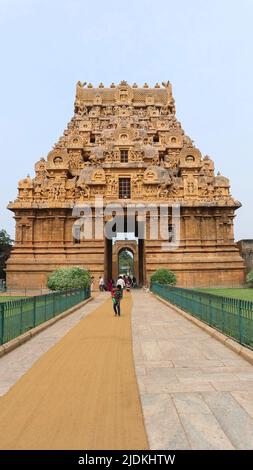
[208, 296, 212, 325]
[20, 300, 23, 335]
[0, 303, 4, 345]
[53, 292, 56, 316]
[221, 297, 225, 333]
[239, 299, 243, 345]
[33, 296, 36, 328]
[44, 294, 47, 322]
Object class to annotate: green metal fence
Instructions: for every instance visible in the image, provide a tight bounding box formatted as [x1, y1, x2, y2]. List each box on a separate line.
[0, 287, 90, 345]
[151, 283, 253, 349]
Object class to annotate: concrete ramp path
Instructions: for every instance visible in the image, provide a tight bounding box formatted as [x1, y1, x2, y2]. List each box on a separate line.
[132, 290, 253, 450]
[0, 292, 148, 450]
[1, 288, 253, 450]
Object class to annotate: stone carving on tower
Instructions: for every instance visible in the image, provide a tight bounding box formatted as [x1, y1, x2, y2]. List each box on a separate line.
[9, 80, 239, 209]
[7, 81, 244, 290]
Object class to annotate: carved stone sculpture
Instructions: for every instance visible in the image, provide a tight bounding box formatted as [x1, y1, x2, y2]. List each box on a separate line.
[7, 81, 245, 290]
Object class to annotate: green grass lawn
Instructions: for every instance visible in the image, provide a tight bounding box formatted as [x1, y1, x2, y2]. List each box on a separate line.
[0, 296, 26, 302]
[196, 288, 253, 302]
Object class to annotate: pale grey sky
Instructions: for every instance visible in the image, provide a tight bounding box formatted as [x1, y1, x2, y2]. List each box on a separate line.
[0, 0, 252, 240]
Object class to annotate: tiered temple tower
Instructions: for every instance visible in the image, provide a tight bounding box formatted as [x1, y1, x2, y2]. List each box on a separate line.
[6, 81, 245, 288]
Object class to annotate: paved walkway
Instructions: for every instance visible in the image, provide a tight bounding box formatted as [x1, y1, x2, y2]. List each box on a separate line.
[0, 292, 148, 450]
[132, 290, 253, 449]
[1, 289, 253, 450]
[0, 293, 106, 397]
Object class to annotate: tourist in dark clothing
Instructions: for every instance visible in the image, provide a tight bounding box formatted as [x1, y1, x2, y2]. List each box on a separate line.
[107, 279, 113, 291]
[111, 285, 122, 316]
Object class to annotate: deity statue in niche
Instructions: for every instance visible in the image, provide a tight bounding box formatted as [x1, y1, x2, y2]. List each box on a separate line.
[53, 156, 63, 165]
[111, 177, 118, 194]
[106, 175, 113, 194]
[187, 182, 195, 194]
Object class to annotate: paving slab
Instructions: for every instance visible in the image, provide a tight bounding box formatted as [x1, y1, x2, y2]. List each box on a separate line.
[140, 393, 190, 449]
[231, 391, 253, 418]
[203, 392, 253, 449]
[132, 290, 253, 450]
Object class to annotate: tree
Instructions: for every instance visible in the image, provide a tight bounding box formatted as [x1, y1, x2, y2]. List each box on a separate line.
[0, 229, 13, 246]
[119, 249, 134, 274]
[150, 268, 177, 286]
[47, 267, 91, 291]
[246, 270, 253, 287]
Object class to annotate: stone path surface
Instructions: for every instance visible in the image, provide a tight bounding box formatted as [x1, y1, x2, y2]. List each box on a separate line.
[1, 289, 253, 450]
[0, 293, 106, 397]
[0, 292, 148, 450]
[131, 290, 253, 450]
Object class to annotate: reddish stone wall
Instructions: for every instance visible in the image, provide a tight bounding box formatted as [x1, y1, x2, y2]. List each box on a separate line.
[6, 82, 246, 288]
[6, 207, 245, 289]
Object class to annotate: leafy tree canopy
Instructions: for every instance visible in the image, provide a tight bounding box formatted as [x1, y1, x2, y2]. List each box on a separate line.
[150, 268, 177, 286]
[119, 249, 134, 272]
[0, 229, 13, 246]
[47, 267, 91, 291]
[246, 270, 253, 287]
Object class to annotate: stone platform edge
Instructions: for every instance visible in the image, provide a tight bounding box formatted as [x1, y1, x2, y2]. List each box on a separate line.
[151, 292, 253, 366]
[0, 296, 93, 358]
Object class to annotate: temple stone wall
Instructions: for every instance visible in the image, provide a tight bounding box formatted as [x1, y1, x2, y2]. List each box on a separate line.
[6, 80, 245, 289]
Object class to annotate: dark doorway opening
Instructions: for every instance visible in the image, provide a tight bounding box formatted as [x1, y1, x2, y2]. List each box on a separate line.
[104, 214, 145, 287]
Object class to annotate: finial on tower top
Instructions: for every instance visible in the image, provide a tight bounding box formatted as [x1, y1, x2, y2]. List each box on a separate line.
[76, 81, 86, 88]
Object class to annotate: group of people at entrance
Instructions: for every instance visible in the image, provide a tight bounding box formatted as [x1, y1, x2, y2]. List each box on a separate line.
[99, 275, 137, 292]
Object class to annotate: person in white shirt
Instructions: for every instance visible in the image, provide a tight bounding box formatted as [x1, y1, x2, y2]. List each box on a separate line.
[99, 276, 104, 292]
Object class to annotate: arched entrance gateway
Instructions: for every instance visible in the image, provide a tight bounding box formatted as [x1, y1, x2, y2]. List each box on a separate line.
[6, 81, 245, 289]
[112, 241, 140, 284]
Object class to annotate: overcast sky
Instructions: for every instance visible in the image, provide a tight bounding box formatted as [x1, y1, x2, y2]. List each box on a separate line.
[0, 0, 252, 240]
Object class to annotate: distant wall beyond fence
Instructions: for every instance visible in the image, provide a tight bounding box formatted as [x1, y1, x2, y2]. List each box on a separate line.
[0, 287, 90, 345]
[151, 283, 253, 349]
[237, 239, 253, 274]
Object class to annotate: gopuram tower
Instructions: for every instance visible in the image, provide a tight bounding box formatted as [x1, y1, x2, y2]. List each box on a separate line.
[6, 81, 245, 289]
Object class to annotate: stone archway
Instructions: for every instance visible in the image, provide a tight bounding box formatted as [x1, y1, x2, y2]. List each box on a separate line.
[112, 241, 138, 284]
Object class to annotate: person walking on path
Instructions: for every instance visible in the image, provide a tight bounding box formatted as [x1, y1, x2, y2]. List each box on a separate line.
[125, 277, 132, 292]
[111, 285, 122, 316]
[116, 275, 125, 298]
[99, 276, 104, 292]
